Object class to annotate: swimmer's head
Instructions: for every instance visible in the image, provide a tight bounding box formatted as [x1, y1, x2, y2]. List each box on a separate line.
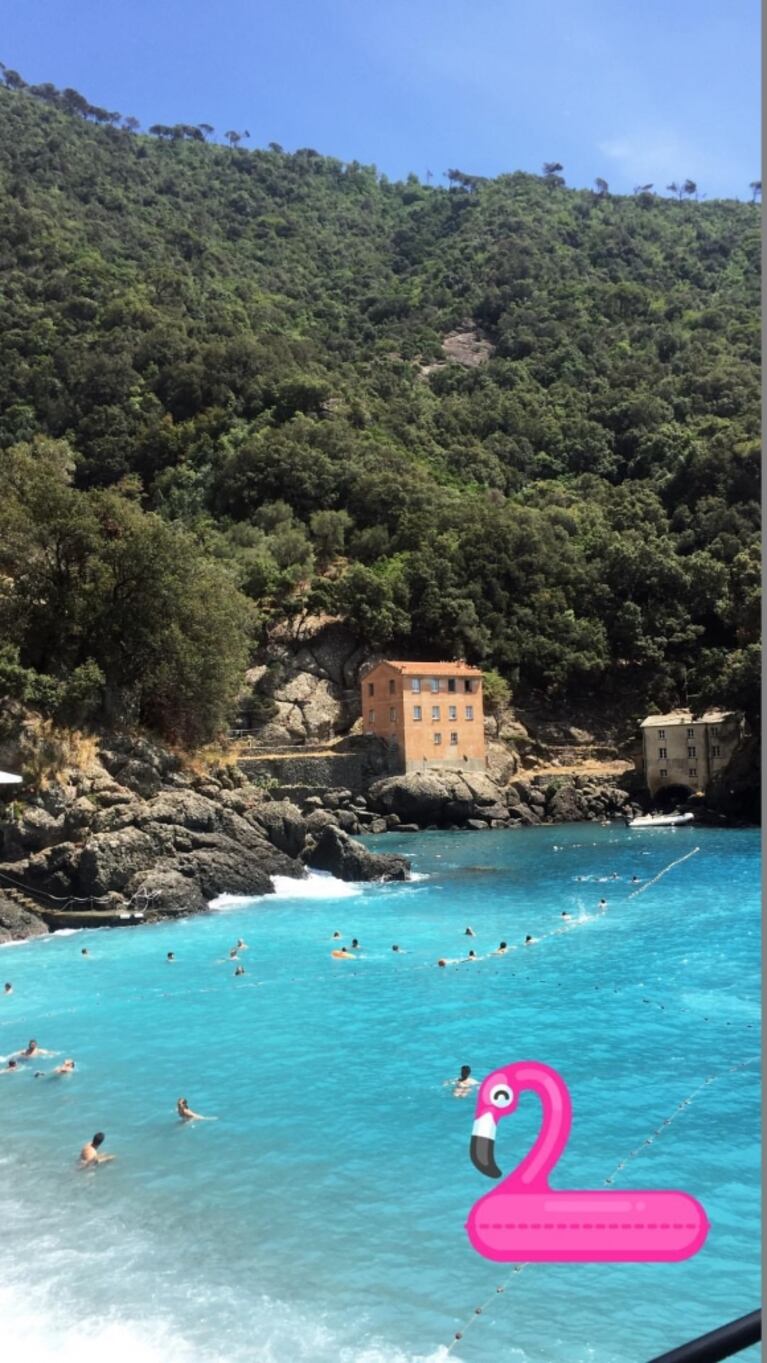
[392, 945, 400, 951]
[351, 939, 359, 948]
[459, 1065, 471, 1080]
[7, 1058, 17, 1069]
[524, 936, 533, 944]
[81, 948, 88, 955]
[437, 958, 447, 968]
[499, 941, 507, 949]
[27, 1039, 37, 1049]
[332, 932, 341, 939]
[468, 950, 476, 958]
[167, 952, 174, 960]
[92, 1132, 105, 1148]
[3, 982, 11, 991]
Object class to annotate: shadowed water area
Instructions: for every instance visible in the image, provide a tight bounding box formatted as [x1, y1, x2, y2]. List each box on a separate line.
[0, 824, 759, 1362]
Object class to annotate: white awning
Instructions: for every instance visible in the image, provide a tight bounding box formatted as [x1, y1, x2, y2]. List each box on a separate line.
[0, 771, 22, 784]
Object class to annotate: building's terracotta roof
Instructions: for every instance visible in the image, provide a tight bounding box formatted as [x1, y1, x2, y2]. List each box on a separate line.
[369, 660, 483, 677]
[640, 708, 734, 728]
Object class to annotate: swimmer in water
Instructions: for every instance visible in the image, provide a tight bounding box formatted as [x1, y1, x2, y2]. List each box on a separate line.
[228, 948, 239, 959]
[466, 949, 477, 961]
[524, 935, 535, 945]
[437, 958, 447, 968]
[331, 947, 354, 959]
[234, 938, 248, 951]
[177, 1097, 215, 1122]
[350, 939, 360, 950]
[79, 1132, 114, 1166]
[17, 1039, 53, 1061]
[167, 952, 175, 962]
[493, 941, 508, 955]
[464, 927, 476, 937]
[561, 911, 572, 920]
[52, 1058, 76, 1075]
[81, 948, 89, 957]
[234, 964, 245, 976]
[598, 899, 607, 912]
[3, 982, 12, 994]
[610, 873, 619, 880]
[0, 1058, 19, 1074]
[332, 931, 341, 939]
[452, 1064, 479, 1098]
[631, 875, 641, 883]
[392, 944, 402, 952]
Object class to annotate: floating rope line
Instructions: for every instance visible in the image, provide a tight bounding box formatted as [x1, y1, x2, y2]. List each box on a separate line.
[627, 846, 700, 898]
[444, 1056, 759, 1356]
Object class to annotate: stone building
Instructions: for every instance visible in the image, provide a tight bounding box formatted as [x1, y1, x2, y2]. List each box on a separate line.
[639, 709, 741, 797]
[360, 661, 485, 773]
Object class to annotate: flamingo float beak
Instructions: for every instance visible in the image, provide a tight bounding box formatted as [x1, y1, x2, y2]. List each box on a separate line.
[470, 1111, 501, 1179]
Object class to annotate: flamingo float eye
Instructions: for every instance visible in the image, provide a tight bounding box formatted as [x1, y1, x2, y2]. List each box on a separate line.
[490, 1085, 513, 1108]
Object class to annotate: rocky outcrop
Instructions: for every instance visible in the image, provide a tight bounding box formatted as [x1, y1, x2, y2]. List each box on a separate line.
[367, 770, 506, 826]
[0, 727, 412, 939]
[0, 891, 50, 944]
[304, 825, 409, 883]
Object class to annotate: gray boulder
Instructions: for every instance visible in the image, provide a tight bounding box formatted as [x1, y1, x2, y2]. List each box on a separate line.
[305, 808, 339, 835]
[548, 785, 586, 823]
[123, 868, 207, 917]
[304, 826, 409, 882]
[249, 800, 306, 859]
[367, 770, 505, 827]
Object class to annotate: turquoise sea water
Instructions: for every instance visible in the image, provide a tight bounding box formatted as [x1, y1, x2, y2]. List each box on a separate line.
[0, 824, 760, 1363]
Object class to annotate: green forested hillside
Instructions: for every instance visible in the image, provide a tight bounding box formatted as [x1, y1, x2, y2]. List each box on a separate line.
[0, 79, 760, 741]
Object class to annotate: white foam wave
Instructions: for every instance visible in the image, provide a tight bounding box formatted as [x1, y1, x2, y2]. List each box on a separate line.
[209, 870, 363, 909]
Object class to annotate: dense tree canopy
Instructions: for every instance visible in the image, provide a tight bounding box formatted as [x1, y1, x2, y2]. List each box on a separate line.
[0, 78, 760, 738]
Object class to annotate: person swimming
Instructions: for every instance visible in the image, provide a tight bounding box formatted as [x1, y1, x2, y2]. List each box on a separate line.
[79, 1132, 114, 1166]
[493, 941, 508, 955]
[3, 982, 12, 994]
[561, 911, 572, 920]
[524, 935, 535, 945]
[598, 899, 607, 911]
[351, 939, 360, 950]
[17, 1039, 53, 1060]
[437, 958, 447, 968]
[331, 947, 354, 959]
[81, 948, 89, 957]
[177, 1097, 215, 1122]
[234, 938, 248, 951]
[167, 952, 175, 962]
[631, 875, 641, 883]
[52, 1058, 76, 1075]
[464, 927, 476, 937]
[466, 949, 477, 961]
[234, 964, 245, 976]
[332, 932, 341, 939]
[1, 1058, 19, 1074]
[452, 1064, 479, 1098]
[391, 944, 402, 952]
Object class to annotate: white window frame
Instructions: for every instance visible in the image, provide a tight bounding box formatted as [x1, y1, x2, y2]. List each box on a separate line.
[412, 705, 422, 721]
[450, 731, 458, 745]
[465, 704, 474, 720]
[448, 705, 457, 721]
[431, 705, 440, 721]
[411, 678, 421, 693]
[429, 678, 440, 693]
[433, 732, 442, 745]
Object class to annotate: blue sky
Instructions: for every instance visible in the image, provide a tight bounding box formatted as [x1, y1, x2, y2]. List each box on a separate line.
[1, 0, 760, 198]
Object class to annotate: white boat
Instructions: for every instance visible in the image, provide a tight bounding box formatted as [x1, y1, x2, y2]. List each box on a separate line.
[628, 811, 695, 828]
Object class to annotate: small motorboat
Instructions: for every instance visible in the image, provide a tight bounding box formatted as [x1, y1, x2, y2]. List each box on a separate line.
[627, 811, 694, 828]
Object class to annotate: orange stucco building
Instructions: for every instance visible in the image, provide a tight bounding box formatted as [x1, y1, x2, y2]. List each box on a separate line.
[360, 661, 486, 773]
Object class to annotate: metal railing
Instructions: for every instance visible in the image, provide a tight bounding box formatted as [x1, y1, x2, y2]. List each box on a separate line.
[647, 1309, 761, 1363]
[0, 866, 112, 914]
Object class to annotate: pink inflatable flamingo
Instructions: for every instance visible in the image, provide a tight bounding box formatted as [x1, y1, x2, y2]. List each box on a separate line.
[467, 1061, 709, 1263]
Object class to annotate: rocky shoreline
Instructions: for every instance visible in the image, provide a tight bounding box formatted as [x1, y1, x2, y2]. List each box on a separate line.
[0, 725, 747, 946]
[0, 734, 409, 944]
